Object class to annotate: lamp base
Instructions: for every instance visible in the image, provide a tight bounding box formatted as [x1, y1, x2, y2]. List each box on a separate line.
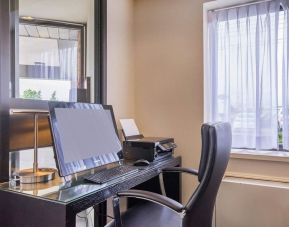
[17, 168, 57, 184]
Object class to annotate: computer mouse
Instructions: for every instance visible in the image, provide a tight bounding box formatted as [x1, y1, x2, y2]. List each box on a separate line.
[133, 159, 150, 166]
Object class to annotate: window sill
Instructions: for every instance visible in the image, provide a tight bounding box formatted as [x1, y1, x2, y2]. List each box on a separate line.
[223, 176, 289, 188]
[231, 149, 289, 163]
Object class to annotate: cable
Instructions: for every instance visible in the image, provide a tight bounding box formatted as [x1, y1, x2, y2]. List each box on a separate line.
[86, 207, 94, 216]
[76, 208, 115, 227]
[85, 207, 115, 220]
[77, 208, 93, 227]
[94, 212, 114, 220]
[76, 213, 89, 227]
[77, 208, 94, 218]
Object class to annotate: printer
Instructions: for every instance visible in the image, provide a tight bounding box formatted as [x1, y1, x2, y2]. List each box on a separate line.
[123, 135, 176, 162]
[120, 119, 177, 162]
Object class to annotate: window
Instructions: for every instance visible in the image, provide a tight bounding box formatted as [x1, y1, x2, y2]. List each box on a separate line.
[206, 1, 289, 151]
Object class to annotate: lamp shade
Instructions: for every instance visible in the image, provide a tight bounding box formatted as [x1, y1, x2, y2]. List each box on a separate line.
[9, 111, 52, 151]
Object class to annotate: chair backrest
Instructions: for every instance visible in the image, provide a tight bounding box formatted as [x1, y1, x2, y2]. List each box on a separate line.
[183, 122, 232, 227]
[197, 124, 211, 182]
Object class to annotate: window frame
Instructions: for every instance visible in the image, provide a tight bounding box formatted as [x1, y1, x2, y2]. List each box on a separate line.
[203, 0, 289, 156]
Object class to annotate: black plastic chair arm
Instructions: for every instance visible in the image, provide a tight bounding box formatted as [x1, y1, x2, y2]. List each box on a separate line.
[161, 167, 198, 176]
[117, 189, 184, 212]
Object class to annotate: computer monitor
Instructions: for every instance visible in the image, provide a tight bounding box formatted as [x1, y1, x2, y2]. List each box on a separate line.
[48, 102, 122, 177]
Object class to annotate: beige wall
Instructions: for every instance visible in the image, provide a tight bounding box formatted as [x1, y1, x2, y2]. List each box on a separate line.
[134, 0, 206, 202]
[93, 1, 136, 224]
[217, 178, 289, 227]
[133, 1, 289, 227]
[106, 1, 289, 226]
[107, 0, 135, 126]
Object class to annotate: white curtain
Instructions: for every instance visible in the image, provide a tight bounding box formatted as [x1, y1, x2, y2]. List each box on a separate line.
[39, 48, 59, 79]
[40, 40, 78, 81]
[58, 40, 78, 101]
[58, 40, 78, 81]
[207, 0, 280, 150]
[281, 0, 289, 150]
[39, 40, 78, 101]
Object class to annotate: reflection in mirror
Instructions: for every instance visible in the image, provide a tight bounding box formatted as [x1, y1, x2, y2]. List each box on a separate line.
[14, 0, 95, 102]
[19, 20, 83, 101]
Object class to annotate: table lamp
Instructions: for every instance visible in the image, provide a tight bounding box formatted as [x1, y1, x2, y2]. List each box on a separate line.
[10, 109, 57, 184]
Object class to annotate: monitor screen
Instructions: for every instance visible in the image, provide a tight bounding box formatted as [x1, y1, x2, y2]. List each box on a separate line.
[49, 102, 122, 177]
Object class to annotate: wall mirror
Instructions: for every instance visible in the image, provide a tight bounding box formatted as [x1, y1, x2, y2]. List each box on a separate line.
[7, 0, 105, 181]
[0, 0, 106, 182]
[12, 0, 96, 103]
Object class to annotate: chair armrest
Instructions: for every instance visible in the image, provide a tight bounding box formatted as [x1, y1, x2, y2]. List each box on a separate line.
[161, 167, 198, 176]
[117, 189, 184, 212]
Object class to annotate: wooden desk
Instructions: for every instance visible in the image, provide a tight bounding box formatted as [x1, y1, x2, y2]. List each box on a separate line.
[0, 156, 181, 227]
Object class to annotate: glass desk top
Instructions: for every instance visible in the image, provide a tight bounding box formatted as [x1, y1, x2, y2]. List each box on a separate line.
[0, 164, 137, 204]
[0, 157, 180, 205]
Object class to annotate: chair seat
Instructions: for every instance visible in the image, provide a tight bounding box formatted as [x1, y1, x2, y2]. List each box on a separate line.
[105, 202, 182, 227]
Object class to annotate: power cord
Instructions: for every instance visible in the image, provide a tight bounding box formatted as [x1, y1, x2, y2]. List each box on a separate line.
[76, 214, 89, 227]
[76, 208, 115, 227]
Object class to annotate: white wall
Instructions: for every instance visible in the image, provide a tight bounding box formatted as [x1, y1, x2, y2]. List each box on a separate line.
[19, 0, 90, 23]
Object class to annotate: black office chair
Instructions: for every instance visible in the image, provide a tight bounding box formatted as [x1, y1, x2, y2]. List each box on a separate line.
[106, 122, 232, 227]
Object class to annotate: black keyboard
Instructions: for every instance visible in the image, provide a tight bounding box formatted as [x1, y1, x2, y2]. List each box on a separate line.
[84, 165, 139, 184]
